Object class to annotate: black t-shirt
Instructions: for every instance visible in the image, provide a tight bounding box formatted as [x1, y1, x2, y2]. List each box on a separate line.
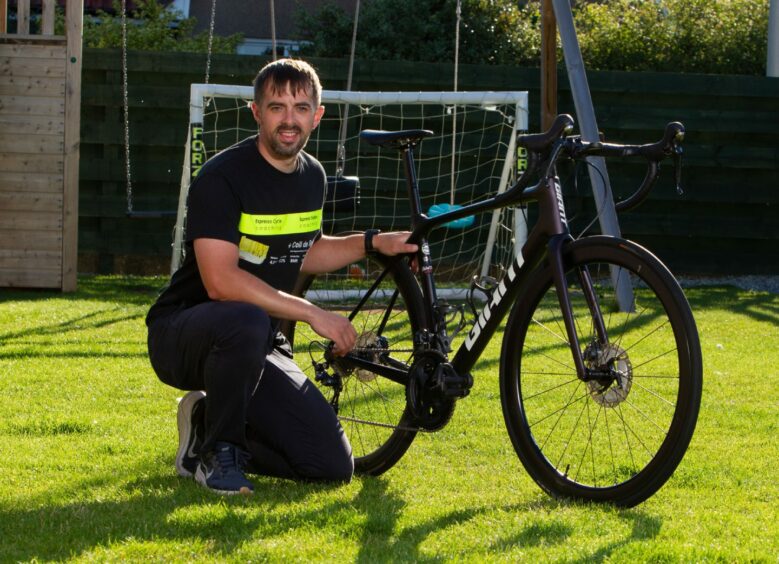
[146, 135, 326, 325]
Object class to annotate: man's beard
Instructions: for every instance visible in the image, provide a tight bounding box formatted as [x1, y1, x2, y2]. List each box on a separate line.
[269, 126, 309, 157]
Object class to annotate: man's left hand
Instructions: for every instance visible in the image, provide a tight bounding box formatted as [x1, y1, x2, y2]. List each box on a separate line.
[373, 231, 418, 257]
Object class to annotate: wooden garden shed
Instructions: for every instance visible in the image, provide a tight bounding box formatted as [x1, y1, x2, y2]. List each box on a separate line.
[0, 0, 83, 291]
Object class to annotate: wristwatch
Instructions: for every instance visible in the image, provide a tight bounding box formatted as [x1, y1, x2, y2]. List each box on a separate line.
[364, 229, 381, 254]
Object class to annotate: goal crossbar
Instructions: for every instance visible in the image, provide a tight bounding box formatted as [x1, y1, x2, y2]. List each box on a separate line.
[187, 83, 529, 119]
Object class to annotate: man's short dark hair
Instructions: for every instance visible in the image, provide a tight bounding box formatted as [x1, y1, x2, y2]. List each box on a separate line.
[253, 59, 322, 106]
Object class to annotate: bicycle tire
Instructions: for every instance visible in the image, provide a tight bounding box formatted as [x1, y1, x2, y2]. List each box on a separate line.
[285, 255, 426, 476]
[500, 236, 702, 507]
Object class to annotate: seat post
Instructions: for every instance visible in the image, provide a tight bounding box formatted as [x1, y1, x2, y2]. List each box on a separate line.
[400, 144, 440, 315]
[401, 145, 425, 229]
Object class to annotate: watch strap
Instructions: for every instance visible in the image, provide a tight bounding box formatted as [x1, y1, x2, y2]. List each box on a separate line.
[364, 229, 381, 254]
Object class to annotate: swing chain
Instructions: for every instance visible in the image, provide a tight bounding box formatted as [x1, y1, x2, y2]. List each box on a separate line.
[122, 0, 218, 216]
[335, 0, 360, 178]
[450, 0, 462, 206]
[121, 0, 133, 214]
[204, 0, 217, 84]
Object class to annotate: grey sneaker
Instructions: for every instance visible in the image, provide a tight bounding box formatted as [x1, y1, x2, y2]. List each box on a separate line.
[195, 442, 255, 495]
[175, 390, 206, 477]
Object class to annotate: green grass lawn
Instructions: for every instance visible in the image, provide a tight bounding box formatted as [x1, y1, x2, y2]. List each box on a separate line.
[1, 276, 777, 562]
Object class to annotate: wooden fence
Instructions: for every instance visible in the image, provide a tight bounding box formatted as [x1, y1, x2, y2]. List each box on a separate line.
[78, 50, 779, 276]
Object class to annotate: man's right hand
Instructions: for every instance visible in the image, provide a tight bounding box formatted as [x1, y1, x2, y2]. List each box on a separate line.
[308, 308, 357, 356]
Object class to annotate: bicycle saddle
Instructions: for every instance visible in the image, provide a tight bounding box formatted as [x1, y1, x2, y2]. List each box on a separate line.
[360, 129, 434, 149]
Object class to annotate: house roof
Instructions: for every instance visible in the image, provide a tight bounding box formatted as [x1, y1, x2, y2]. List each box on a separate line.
[7, 1, 174, 13]
[188, 0, 356, 40]
[7, 0, 353, 41]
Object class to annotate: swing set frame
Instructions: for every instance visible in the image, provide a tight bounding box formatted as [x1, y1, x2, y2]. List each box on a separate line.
[120, 0, 625, 287]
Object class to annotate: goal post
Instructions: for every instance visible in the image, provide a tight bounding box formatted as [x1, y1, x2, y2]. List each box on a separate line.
[172, 83, 529, 287]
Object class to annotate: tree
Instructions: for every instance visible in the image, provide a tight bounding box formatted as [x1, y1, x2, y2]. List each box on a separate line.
[295, 0, 770, 75]
[575, 0, 769, 74]
[79, 0, 242, 53]
[295, 0, 542, 66]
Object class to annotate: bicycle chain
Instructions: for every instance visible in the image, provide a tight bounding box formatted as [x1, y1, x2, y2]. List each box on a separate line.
[310, 339, 431, 433]
[337, 342, 428, 432]
[309, 339, 413, 356]
[337, 415, 430, 433]
[350, 345, 414, 354]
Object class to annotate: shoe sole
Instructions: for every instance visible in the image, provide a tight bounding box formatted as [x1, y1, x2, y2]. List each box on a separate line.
[175, 390, 206, 478]
[194, 466, 254, 496]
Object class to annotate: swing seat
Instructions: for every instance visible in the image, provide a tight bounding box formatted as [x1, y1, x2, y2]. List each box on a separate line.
[325, 175, 360, 214]
[428, 203, 475, 229]
[126, 210, 177, 219]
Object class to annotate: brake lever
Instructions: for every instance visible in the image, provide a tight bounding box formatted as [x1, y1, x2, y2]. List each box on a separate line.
[673, 145, 684, 196]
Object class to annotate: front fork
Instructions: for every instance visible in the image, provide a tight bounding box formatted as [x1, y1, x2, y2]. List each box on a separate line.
[547, 234, 609, 381]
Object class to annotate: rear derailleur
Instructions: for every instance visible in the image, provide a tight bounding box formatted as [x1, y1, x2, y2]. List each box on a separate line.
[313, 358, 343, 414]
[311, 333, 391, 415]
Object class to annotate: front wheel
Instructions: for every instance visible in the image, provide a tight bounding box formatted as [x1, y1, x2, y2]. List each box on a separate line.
[500, 237, 702, 507]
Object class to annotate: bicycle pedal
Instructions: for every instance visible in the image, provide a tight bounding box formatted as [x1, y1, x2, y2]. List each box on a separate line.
[435, 363, 473, 398]
[444, 375, 473, 398]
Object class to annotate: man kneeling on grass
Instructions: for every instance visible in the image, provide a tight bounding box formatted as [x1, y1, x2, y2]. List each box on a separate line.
[145, 59, 416, 495]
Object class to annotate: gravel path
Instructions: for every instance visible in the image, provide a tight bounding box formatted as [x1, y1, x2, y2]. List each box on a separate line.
[677, 275, 779, 294]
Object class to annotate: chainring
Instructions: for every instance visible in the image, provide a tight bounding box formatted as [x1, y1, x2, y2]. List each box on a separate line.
[406, 350, 456, 431]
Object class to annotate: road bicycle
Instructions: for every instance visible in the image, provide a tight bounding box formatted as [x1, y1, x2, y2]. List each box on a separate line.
[283, 114, 702, 507]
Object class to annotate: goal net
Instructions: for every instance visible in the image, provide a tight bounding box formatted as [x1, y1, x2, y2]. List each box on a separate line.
[173, 84, 529, 290]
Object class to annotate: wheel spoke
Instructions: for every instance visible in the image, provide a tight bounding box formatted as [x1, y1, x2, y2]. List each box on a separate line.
[631, 379, 677, 409]
[630, 347, 677, 371]
[531, 316, 569, 345]
[554, 388, 590, 471]
[622, 317, 672, 355]
[521, 376, 580, 401]
[613, 402, 659, 459]
[533, 383, 588, 448]
[524, 342, 576, 372]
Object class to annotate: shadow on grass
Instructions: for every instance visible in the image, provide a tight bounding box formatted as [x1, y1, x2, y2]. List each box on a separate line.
[0, 347, 148, 360]
[350, 480, 662, 562]
[685, 285, 779, 326]
[0, 467, 333, 561]
[569, 508, 662, 563]
[0, 303, 148, 359]
[0, 462, 666, 562]
[0, 275, 165, 307]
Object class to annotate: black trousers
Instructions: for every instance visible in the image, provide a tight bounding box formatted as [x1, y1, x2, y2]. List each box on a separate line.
[147, 301, 353, 482]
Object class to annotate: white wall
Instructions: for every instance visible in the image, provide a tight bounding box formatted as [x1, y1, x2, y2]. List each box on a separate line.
[169, 0, 191, 16]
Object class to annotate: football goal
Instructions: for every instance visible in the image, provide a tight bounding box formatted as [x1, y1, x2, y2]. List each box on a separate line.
[173, 84, 529, 290]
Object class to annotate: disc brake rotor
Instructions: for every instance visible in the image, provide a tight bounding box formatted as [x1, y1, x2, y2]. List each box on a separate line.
[585, 343, 633, 407]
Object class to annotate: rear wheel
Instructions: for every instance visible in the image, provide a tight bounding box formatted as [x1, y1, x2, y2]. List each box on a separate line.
[500, 237, 702, 507]
[283, 255, 426, 475]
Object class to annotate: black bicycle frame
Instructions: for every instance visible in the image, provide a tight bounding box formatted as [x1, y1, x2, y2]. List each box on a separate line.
[337, 141, 602, 385]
